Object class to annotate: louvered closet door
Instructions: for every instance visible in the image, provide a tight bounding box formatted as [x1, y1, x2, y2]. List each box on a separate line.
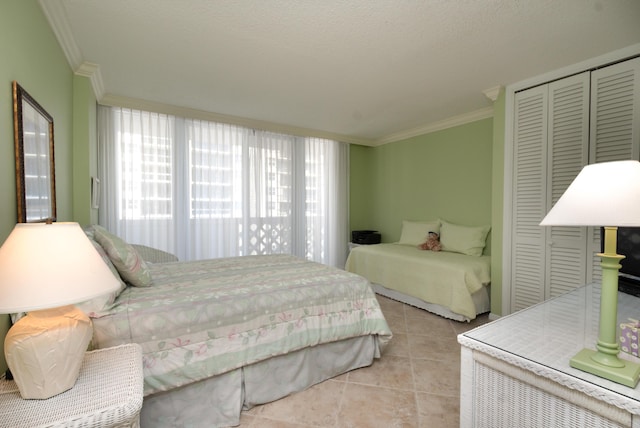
[511, 86, 548, 311]
[587, 57, 640, 284]
[545, 73, 590, 299]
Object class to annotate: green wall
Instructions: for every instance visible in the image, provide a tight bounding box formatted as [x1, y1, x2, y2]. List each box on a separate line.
[0, 0, 77, 372]
[349, 144, 375, 231]
[351, 119, 493, 241]
[349, 117, 500, 313]
[73, 75, 99, 226]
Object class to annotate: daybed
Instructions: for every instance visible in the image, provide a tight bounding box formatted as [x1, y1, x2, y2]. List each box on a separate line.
[345, 220, 491, 322]
[80, 226, 392, 427]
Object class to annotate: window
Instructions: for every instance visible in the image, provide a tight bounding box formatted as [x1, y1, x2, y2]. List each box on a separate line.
[99, 107, 349, 267]
[116, 110, 173, 220]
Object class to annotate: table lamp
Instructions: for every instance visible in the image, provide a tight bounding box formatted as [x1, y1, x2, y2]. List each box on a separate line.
[540, 160, 640, 388]
[0, 222, 121, 399]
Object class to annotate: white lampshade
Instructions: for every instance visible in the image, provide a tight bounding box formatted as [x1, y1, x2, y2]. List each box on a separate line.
[540, 160, 640, 227]
[0, 222, 120, 313]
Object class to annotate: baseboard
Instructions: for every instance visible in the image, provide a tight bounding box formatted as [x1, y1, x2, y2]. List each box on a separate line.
[488, 312, 501, 321]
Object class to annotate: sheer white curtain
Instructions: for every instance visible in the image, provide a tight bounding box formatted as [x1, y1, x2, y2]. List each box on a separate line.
[98, 107, 177, 253]
[98, 106, 349, 267]
[305, 137, 349, 267]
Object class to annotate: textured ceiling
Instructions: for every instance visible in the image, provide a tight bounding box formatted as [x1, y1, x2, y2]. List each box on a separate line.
[42, 0, 640, 145]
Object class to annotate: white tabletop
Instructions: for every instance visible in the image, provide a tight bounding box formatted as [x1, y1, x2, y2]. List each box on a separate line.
[459, 283, 640, 414]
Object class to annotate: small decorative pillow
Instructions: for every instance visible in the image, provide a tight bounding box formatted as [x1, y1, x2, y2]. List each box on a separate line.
[93, 225, 153, 287]
[419, 232, 441, 251]
[398, 220, 441, 246]
[84, 226, 126, 288]
[439, 220, 490, 257]
[76, 238, 128, 316]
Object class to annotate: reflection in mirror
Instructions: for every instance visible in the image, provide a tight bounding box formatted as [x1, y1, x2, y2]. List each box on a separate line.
[13, 81, 56, 223]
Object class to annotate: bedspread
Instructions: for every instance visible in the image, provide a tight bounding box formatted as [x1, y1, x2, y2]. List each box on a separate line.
[345, 244, 490, 319]
[91, 254, 391, 395]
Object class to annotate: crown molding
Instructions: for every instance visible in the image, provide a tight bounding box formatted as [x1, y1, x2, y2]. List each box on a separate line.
[75, 62, 105, 100]
[99, 94, 494, 147]
[39, 1, 106, 99]
[99, 94, 375, 146]
[482, 85, 502, 102]
[374, 106, 494, 146]
[39, 0, 83, 70]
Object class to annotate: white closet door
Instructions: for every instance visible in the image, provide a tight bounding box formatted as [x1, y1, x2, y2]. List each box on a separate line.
[589, 57, 640, 163]
[587, 57, 640, 283]
[545, 72, 590, 298]
[508, 56, 640, 316]
[511, 86, 548, 311]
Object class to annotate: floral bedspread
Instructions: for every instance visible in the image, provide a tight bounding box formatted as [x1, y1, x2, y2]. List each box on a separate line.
[91, 255, 392, 395]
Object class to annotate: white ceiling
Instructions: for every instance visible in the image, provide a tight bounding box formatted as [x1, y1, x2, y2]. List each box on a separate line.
[41, 0, 640, 145]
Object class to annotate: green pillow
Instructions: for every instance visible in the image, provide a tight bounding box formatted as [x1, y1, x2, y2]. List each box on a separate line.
[93, 225, 153, 287]
[439, 220, 490, 256]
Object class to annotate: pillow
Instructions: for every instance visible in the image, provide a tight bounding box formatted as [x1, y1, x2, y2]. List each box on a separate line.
[93, 225, 153, 287]
[398, 220, 441, 246]
[439, 220, 490, 257]
[76, 238, 128, 317]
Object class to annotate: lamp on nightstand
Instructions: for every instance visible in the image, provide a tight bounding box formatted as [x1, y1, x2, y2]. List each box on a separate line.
[540, 160, 640, 388]
[0, 222, 120, 399]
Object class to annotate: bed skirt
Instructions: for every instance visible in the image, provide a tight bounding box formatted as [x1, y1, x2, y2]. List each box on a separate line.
[371, 283, 490, 322]
[140, 335, 379, 427]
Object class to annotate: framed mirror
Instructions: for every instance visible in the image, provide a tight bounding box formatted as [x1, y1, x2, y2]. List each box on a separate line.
[13, 81, 56, 223]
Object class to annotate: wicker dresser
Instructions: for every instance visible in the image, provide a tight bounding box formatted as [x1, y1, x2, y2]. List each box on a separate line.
[459, 283, 640, 428]
[0, 344, 143, 428]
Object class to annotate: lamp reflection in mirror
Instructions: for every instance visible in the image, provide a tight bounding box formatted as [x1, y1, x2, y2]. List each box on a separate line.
[540, 160, 640, 387]
[0, 222, 120, 399]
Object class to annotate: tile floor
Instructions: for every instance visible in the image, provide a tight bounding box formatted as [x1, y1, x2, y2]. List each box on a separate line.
[236, 295, 491, 427]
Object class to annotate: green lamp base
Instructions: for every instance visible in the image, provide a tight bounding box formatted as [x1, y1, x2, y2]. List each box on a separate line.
[570, 348, 640, 388]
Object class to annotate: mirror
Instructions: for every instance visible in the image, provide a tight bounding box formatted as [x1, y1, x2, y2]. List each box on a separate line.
[12, 81, 56, 223]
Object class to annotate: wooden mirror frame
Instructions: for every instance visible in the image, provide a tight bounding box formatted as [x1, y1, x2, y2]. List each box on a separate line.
[12, 81, 56, 223]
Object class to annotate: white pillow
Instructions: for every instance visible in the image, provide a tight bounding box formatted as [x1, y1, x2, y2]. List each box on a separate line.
[439, 220, 490, 256]
[398, 220, 441, 246]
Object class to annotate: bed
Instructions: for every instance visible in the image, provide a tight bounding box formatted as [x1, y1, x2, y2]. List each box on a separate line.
[345, 220, 491, 322]
[80, 226, 392, 427]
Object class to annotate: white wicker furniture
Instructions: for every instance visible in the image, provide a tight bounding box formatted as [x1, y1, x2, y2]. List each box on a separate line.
[0, 344, 143, 428]
[459, 283, 640, 428]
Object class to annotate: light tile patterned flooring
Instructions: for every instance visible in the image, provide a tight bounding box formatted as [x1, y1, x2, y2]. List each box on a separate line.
[236, 295, 491, 427]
